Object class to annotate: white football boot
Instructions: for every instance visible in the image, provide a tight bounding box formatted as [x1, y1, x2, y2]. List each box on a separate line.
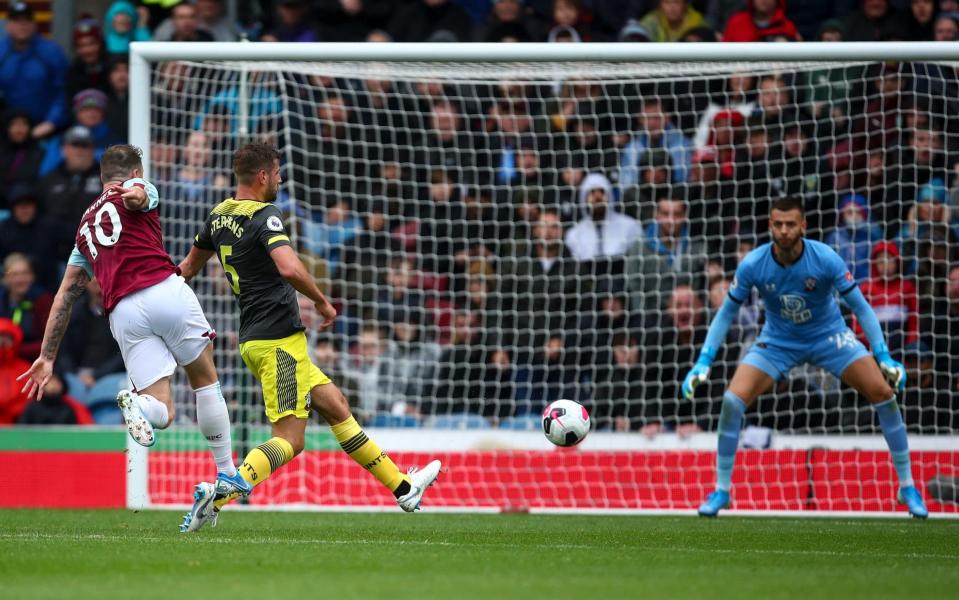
[179, 482, 218, 533]
[397, 460, 442, 512]
[116, 390, 155, 447]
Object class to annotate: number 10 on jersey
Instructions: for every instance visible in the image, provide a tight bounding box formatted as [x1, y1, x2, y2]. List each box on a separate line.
[78, 203, 123, 259]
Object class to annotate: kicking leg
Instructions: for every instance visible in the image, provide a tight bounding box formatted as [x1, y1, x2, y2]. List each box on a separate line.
[313, 383, 440, 512]
[841, 356, 928, 518]
[699, 363, 774, 517]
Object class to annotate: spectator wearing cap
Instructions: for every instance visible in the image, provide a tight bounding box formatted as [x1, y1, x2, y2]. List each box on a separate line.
[39, 89, 120, 176]
[639, 0, 709, 42]
[825, 193, 884, 284]
[722, 0, 800, 42]
[844, 0, 902, 41]
[152, 0, 239, 41]
[65, 18, 108, 101]
[618, 19, 652, 41]
[900, 340, 955, 433]
[852, 240, 918, 355]
[896, 178, 957, 274]
[0, 110, 44, 209]
[387, 0, 472, 42]
[0, 252, 53, 362]
[314, 0, 393, 43]
[103, 1, 150, 54]
[0, 2, 69, 139]
[473, 0, 546, 42]
[153, 1, 214, 41]
[0, 188, 72, 291]
[37, 126, 101, 227]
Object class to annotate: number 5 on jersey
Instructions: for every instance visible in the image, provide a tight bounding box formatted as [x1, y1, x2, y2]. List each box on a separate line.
[220, 245, 240, 294]
[78, 203, 123, 259]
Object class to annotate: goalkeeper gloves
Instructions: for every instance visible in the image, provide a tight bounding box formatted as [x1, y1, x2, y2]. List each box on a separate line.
[682, 355, 712, 400]
[875, 350, 906, 392]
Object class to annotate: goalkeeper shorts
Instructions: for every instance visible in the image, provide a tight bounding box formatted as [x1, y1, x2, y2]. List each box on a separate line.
[742, 327, 869, 382]
[239, 332, 331, 422]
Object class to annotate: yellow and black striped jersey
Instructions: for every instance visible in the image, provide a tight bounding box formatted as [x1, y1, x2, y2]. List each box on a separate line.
[195, 198, 303, 343]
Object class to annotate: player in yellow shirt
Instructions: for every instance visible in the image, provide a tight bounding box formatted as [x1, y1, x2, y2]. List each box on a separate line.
[177, 142, 440, 531]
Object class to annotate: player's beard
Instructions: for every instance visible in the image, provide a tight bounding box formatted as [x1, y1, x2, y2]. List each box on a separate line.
[773, 232, 802, 256]
[264, 179, 279, 202]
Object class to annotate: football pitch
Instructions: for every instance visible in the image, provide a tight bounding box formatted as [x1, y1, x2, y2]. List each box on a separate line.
[1, 510, 956, 600]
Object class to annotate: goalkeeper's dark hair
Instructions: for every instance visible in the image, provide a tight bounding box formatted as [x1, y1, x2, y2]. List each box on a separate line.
[770, 195, 805, 216]
[100, 145, 143, 182]
[233, 142, 280, 185]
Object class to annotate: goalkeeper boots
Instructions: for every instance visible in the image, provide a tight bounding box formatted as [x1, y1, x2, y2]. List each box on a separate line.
[179, 482, 218, 533]
[116, 390, 155, 447]
[698, 490, 731, 517]
[397, 460, 442, 512]
[897, 486, 929, 519]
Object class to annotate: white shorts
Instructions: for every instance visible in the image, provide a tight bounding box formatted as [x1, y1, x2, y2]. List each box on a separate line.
[109, 274, 215, 390]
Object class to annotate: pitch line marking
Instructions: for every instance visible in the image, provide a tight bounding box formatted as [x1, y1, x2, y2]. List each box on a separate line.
[1, 532, 957, 561]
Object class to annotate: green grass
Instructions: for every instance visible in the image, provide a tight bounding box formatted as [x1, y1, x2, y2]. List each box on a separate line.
[1, 510, 956, 600]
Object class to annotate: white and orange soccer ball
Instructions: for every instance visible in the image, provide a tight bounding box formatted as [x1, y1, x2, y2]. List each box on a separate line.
[542, 399, 590, 447]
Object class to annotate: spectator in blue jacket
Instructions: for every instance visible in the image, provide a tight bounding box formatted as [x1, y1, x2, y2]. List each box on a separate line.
[0, 3, 69, 139]
[39, 89, 121, 176]
[619, 97, 693, 189]
[826, 193, 884, 284]
[103, 1, 151, 55]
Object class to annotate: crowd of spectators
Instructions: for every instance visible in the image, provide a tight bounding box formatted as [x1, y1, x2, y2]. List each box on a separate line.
[1, 0, 959, 435]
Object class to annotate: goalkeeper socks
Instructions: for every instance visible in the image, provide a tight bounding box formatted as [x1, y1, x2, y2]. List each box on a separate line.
[873, 396, 915, 487]
[136, 394, 170, 429]
[214, 436, 295, 510]
[331, 415, 411, 497]
[194, 381, 236, 477]
[715, 391, 747, 492]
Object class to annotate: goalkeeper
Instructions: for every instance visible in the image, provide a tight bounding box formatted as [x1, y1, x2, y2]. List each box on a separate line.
[176, 142, 440, 532]
[682, 196, 928, 518]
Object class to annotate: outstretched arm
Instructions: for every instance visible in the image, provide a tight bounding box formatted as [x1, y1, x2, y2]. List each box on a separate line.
[843, 286, 905, 391]
[179, 246, 215, 281]
[269, 245, 336, 330]
[682, 295, 742, 399]
[18, 265, 90, 400]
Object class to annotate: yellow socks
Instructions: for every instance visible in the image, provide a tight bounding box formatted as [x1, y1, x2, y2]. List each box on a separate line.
[214, 436, 294, 510]
[332, 416, 410, 496]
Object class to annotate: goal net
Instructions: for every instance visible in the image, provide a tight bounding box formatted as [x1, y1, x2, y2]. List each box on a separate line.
[133, 43, 958, 515]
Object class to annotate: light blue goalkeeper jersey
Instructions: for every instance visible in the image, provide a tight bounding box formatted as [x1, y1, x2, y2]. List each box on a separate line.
[728, 238, 857, 348]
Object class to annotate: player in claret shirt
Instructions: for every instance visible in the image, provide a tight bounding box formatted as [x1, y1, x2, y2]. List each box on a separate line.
[19, 144, 250, 501]
[683, 196, 928, 518]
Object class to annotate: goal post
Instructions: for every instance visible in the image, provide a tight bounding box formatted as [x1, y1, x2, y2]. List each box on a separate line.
[129, 41, 959, 515]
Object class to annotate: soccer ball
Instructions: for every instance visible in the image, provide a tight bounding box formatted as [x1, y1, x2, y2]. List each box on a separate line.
[542, 399, 590, 447]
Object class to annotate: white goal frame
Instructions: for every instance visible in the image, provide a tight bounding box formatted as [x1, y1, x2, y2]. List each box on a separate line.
[127, 41, 959, 516]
